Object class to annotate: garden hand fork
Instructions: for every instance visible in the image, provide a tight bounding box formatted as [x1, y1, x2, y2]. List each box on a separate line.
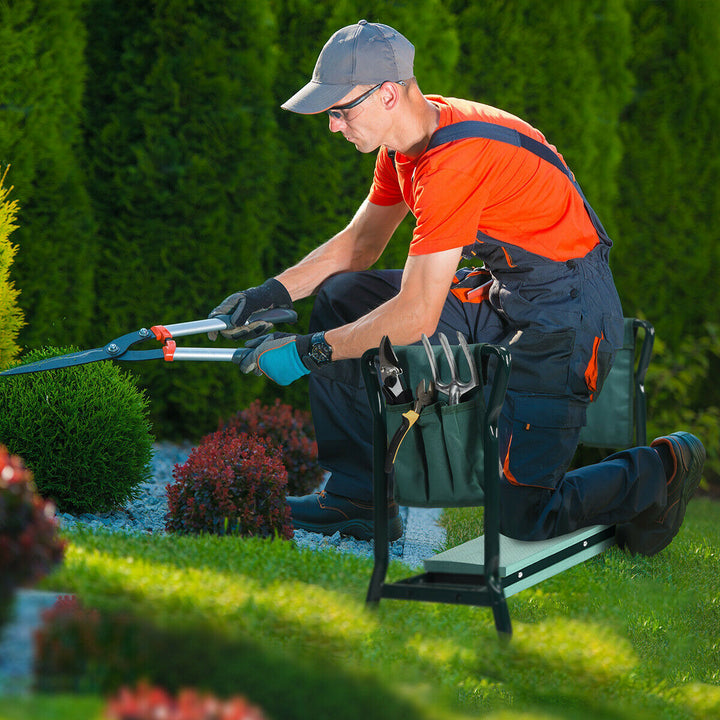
[421, 331, 479, 404]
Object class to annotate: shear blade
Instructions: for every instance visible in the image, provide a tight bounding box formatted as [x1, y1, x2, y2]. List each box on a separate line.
[0, 348, 110, 376]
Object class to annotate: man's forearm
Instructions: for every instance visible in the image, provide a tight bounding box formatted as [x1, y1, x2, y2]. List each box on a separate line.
[275, 231, 371, 301]
[324, 293, 433, 360]
[276, 199, 407, 302]
[324, 246, 463, 361]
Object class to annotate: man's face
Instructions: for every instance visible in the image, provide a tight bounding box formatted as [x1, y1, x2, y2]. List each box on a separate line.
[326, 84, 388, 153]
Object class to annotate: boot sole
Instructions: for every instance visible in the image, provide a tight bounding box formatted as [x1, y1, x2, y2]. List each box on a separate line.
[293, 515, 403, 542]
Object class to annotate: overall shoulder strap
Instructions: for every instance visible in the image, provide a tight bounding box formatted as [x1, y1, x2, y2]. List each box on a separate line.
[425, 120, 611, 244]
[427, 120, 571, 179]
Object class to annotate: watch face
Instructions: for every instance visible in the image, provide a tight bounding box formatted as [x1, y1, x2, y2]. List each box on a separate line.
[310, 333, 332, 364]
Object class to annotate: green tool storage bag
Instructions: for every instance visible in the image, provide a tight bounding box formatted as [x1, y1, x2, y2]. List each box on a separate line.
[384, 343, 487, 507]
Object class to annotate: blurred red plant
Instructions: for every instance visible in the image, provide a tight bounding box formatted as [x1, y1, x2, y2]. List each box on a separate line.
[0, 445, 65, 604]
[105, 681, 269, 720]
[222, 399, 324, 496]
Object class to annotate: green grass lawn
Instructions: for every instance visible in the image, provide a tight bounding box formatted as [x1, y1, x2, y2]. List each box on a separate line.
[1, 499, 719, 720]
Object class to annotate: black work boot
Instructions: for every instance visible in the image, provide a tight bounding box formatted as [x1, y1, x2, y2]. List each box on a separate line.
[287, 490, 403, 541]
[616, 432, 705, 556]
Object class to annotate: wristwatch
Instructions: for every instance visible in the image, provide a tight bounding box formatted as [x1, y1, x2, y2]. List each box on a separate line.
[308, 331, 333, 365]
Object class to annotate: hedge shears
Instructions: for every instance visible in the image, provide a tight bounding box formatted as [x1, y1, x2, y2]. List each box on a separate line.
[0, 308, 297, 376]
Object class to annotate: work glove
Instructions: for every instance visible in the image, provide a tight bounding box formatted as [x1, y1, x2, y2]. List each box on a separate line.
[237, 332, 330, 386]
[208, 278, 293, 341]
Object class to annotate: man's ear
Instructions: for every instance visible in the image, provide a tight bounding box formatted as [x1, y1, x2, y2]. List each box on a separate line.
[379, 81, 402, 110]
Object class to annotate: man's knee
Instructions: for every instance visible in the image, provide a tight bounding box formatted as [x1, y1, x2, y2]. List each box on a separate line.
[499, 482, 552, 540]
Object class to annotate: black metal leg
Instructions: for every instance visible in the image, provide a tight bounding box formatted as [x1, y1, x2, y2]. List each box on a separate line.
[367, 390, 390, 605]
[488, 576, 512, 639]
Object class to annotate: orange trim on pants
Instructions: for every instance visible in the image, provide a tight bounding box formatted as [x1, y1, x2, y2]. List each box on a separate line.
[584, 332, 604, 400]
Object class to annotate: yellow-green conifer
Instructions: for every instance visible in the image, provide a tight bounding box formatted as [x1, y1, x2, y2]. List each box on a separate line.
[0, 167, 24, 371]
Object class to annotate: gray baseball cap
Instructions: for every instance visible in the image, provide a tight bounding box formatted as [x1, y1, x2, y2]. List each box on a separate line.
[282, 20, 414, 114]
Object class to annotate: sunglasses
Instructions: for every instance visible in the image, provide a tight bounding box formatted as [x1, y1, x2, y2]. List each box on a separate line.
[326, 81, 406, 120]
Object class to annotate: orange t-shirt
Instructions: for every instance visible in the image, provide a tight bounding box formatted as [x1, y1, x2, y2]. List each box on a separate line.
[368, 96, 599, 261]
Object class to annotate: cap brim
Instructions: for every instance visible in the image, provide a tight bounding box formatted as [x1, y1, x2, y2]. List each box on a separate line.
[281, 80, 355, 115]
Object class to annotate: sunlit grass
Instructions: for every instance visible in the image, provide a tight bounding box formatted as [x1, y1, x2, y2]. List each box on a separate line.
[0, 499, 717, 719]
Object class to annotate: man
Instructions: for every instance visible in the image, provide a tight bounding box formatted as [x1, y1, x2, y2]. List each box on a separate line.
[210, 20, 705, 556]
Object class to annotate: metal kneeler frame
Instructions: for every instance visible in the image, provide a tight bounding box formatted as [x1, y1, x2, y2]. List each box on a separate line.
[361, 343, 513, 639]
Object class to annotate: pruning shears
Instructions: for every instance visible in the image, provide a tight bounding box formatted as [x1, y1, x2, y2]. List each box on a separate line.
[0, 308, 297, 376]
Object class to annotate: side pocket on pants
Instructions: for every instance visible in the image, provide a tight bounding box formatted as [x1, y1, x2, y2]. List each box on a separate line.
[502, 394, 585, 491]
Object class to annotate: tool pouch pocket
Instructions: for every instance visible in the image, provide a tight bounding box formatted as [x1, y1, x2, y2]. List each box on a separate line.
[382, 342, 489, 508]
[385, 393, 485, 507]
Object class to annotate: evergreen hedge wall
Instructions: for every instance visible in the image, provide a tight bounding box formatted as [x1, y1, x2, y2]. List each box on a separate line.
[612, 0, 720, 348]
[0, 0, 95, 349]
[3, 0, 719, 441]
[81, 0, 281, 437]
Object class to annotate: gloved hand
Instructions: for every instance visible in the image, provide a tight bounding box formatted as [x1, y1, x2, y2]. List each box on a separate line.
[208, 278, 293, 341]
[237, 332, 331, 386]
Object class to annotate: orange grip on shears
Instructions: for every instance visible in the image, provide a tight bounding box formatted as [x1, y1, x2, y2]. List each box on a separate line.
[163, 340, 177, 361]
[151, 325, 173, 342]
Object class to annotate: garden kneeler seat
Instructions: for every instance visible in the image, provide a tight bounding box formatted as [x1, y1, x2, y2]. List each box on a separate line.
[362, 319, 654, 639]
[424, 319, 653, 598]
[361, 341, 513, 639]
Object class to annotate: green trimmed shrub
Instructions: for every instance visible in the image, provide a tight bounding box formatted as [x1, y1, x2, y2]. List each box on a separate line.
[646, 325, 720, 488]
[0, 167, 23, 372]
[222, 399, 323, 497]
[0, 347, 154, 513]
[166, 428, 292, 539]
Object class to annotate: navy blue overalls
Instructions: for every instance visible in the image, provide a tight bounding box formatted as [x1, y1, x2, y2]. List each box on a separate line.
[308, 122, 668, 540]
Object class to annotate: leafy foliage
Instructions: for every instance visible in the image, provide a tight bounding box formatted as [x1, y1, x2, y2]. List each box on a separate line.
[165, 428, 293, 539]
[612, 0, 720, 349]
[0, 446, 65, 624]
[646, 324, 720, 486]
[0, 166, 23, 372]
[81, 0, 282, 438]
[0, 347, 154, 513]
[222, 399, 323, 496]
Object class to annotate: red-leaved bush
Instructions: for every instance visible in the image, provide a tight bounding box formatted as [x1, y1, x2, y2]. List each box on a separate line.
[222, 399, 323, 496]
[34, 596, 275, 700]
[0, 445, 65, 609]
[105, 682, 268, 720]
[33, 594, 107, 691]
[165, 429, 293, 539]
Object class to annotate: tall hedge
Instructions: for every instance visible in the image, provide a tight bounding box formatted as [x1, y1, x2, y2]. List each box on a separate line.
[0, 168, 23, 371]
[612, 0, 720, 348]
[3, 1, 719, 439]
[445, 0, 632, 238]
[83, 0, 282, 438]
[0, 0, 95, 350]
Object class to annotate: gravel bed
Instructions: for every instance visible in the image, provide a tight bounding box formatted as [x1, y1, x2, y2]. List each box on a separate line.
[55, 441, 446, 569]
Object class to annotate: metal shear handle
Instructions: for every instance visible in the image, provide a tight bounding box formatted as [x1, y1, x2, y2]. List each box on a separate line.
[421, 331, 479, 404]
